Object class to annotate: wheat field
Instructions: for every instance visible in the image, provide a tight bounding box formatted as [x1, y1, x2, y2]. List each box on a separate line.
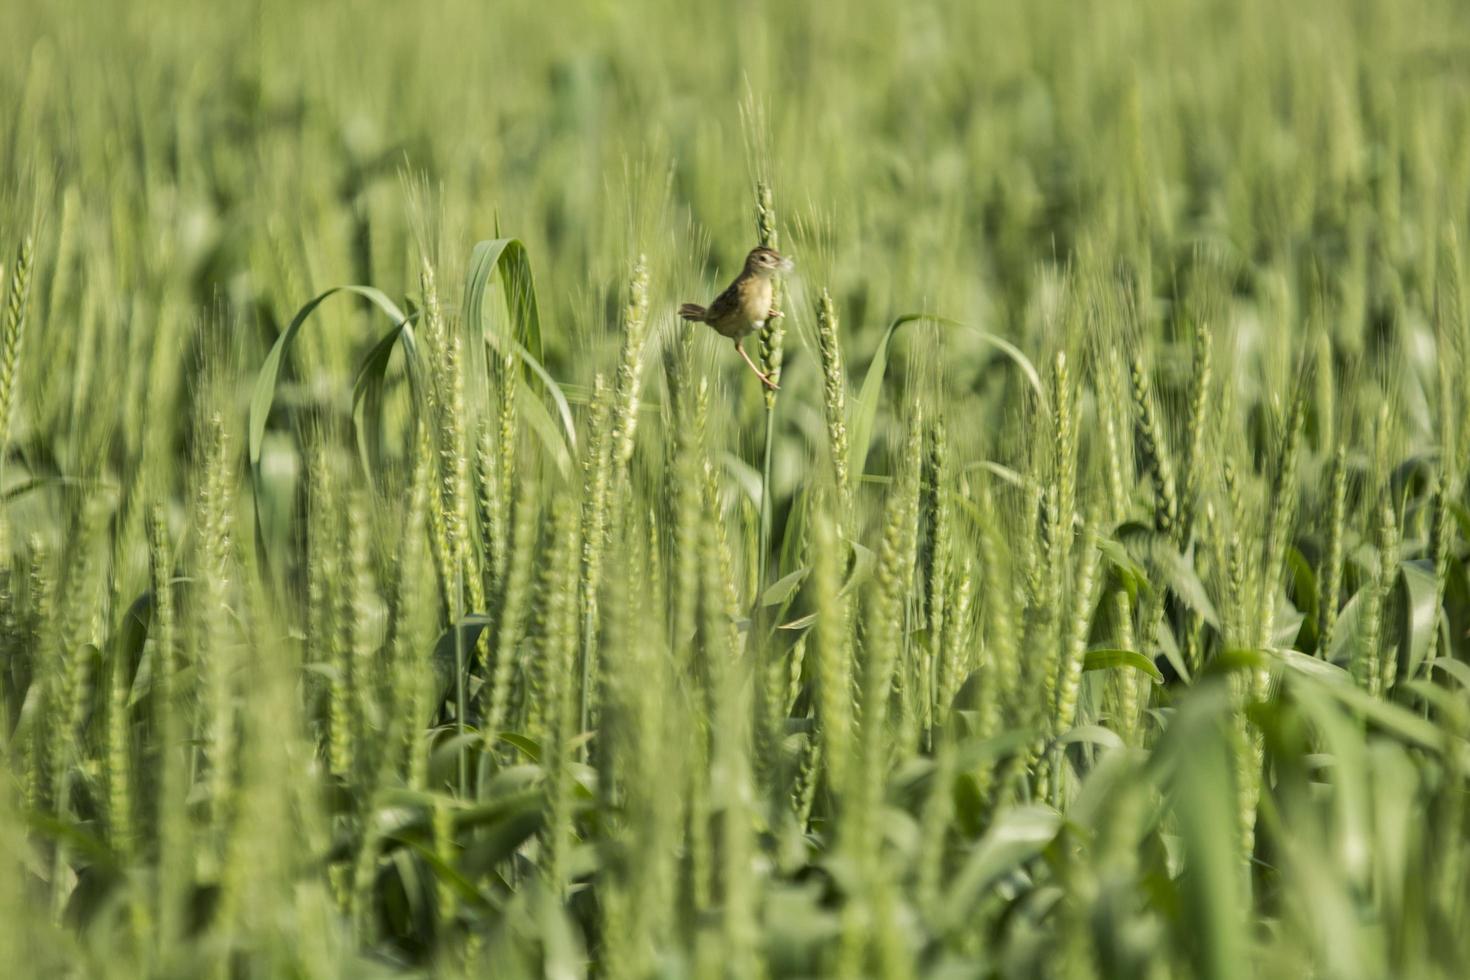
[3, 0, 1470, 976]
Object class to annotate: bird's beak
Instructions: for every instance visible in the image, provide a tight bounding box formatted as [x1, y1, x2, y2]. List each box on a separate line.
[779, 256, 795, 273]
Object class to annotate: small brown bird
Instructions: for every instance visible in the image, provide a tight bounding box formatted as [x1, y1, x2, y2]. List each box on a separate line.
[679, 246, 794, 389]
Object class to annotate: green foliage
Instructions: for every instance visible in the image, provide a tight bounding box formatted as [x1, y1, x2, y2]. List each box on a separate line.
[4, 0, 1470, 976]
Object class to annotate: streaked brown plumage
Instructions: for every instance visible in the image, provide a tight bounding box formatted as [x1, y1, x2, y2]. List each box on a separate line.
[678, 245, 793, 389]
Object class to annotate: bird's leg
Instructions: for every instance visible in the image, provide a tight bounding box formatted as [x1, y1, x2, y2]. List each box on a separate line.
[734, 339, 779, 390]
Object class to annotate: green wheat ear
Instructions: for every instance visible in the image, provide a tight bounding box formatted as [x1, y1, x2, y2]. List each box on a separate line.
[1131, 351, 1179, 542]
[1317, 444, 1348, 657]
[754, 180, 784, 403]
[7, 3, 1470, 973]
[815, 287, 851, 513]
[811, 505, 854, 801]
[0, 236, 33, 464]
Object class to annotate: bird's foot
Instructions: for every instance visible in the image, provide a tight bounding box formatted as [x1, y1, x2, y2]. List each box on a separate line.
[735, 339, 781, 390]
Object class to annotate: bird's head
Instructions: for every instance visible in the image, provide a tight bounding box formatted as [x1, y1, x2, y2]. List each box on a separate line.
[745, 246, 794, 277]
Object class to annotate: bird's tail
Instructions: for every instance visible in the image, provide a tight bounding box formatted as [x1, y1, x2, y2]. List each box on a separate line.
[678, 303, 707, 322]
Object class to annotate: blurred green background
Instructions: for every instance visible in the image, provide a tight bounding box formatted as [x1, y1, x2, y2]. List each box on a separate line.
[4, 0, 1470, 976]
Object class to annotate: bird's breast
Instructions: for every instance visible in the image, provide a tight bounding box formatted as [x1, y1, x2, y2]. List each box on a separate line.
[738, 278, 774, 323]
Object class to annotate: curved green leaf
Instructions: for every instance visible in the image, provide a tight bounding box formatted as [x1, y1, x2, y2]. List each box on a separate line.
[249, 285, 415, 570]
[1429, 657, 1470, 691]
[485, 333, 578, 458]
[761, 566, 810, 607]
[462, 237, 543, 364]
[249, 285, 410, 472]
[113, 591, 153, 707]
[1213, 646, 1352, 686]
[1285, 545, 1318, 627]
[849, 314, 922, 482]
[25, 811, 118, 872]
[778, 486, 811, 586]
[350, 316, 425, 482]
[721, 451, 764, 511]
[429, 614, 495, 710]
[777, 538, 877, 631]
[962, 458, 1028, 488]
[849, 312, 1041, 482]
[462, 239, 572, 474]
[1398, 681, 1469, 729]
[1328, 590, 1365, 665]
[458, 799, 546, 879]
[517, 380, 575, 478]
[943, 804, 1062, 924]
[1083, 648, 1164, 683]
[1288, 681, 1372, 885]
[1283, 662, 1445, 752]
[972, 327, 1045, 403]
[1153, 546, 1221, 628]
[1056, 724, 1126, 750]
[841, 538, 877, 598]
[1397, 559, 1440, 681]
[399, 839, 492, 911]
[1273, 647, 1353, 684]
[1097, 538, 1154, 603]
[497, 731, 544, 763]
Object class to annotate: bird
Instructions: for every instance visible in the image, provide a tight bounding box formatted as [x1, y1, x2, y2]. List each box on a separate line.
[678, 245, 794, 389]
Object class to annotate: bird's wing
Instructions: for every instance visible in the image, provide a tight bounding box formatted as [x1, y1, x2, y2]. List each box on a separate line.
[703, 281, 743, 324]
